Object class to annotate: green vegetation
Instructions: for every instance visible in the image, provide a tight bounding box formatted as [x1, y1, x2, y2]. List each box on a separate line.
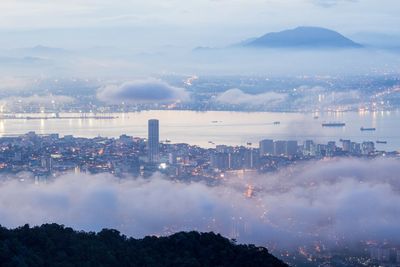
[0, 223, 288, 267]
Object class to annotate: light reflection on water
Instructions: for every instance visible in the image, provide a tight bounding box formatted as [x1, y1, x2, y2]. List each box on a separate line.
[0, 110, 398, 150]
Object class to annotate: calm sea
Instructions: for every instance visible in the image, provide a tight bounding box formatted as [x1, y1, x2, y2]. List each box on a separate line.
[0, 110, 399, 151]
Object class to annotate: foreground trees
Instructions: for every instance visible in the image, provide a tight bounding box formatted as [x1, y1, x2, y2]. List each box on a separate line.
[0, 223, 288, 267]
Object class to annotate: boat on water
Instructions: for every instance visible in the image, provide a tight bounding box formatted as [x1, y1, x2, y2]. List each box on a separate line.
[376, 141, 387, 144]
[322, 122, 346, 127]
[360, 127, 376, 131]
[273, 121, 280, 125]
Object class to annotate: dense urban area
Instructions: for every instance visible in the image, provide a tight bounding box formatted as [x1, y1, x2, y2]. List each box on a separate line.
[0, 119, 399, 267]
[0, 123, 397, 181]
[0, 74, 399, 114]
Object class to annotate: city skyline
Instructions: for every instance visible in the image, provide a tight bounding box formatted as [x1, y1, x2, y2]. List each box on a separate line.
[0, 1, 399, 266]
[0, 127, 399, 266]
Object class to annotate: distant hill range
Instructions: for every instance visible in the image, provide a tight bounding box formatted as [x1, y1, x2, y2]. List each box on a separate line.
[17, 45, 71, 56]
[242, 26, 362, 49]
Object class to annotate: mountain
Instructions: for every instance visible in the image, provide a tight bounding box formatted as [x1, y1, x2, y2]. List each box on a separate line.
[244, 26, 362, 49]
[235, 37, 258, 46]
[0, 223, 289, 267]
[18, 45, 71, 56]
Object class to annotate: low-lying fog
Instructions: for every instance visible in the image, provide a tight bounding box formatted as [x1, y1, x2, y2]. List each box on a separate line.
[1, 157, 399, 250]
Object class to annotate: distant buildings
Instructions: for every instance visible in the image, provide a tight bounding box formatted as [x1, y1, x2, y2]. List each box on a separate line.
[370, 247, 391, 262]
[259, 139, 274, 156]
[41, 156, 53, 173]
[244, 149, 258, 169]
[368, 245, 400, 266]
[341, 139, 351, 152]
[0, 129, 395, 180]
[259, 140, 299, 157]
[274, 141, 287, 156]
[285, 141, 298, 157]
[362, 141, 375, 155]
[148, 119, 160, 163]
[211, 146, 260, 171]
[257, 136, 381, 159]
[211, 152, 229, 170]
[303, 140, 315, 156]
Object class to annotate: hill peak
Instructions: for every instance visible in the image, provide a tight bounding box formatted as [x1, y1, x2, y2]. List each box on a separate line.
[245, 26, 362, 49]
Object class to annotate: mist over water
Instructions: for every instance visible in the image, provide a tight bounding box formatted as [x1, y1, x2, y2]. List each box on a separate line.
[1, 157, 399, 251]
[2, 48, 400, 77]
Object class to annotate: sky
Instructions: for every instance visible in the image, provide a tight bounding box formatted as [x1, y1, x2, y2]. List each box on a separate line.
[0, 0, 399, 49]
[0, 0, 399, 77]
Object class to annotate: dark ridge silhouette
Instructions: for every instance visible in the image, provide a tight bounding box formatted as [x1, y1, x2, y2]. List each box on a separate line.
[0, 223, 289, 267]
[245, 26, 362, 49]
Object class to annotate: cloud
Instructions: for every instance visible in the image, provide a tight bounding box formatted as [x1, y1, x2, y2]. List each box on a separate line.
[0, 157, 400, 253]
[215, 88, 287, 107]
[0, 173, 251, 238]
[312, 0, 358, 7]
[97, 79, 190, 104]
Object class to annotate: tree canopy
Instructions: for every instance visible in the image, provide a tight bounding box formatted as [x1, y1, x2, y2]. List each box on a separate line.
[0, 223, 288, 267]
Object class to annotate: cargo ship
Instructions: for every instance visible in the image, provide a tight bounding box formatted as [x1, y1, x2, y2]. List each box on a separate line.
[360, 127, 376, 131]
[322, 122, 346, 127]
[376, 140, 387, 144]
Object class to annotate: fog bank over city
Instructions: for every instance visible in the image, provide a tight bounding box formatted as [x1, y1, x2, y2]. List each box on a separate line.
[1, 157, 399, 250]
[0, 46, 399, 77]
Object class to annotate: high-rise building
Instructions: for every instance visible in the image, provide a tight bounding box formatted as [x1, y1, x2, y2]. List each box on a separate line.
[370, 247, 390, 262]
[286, 140, 298, 157]
[228, 152, 243, 170]
[326, 141, 336, 156]
[41, 156, 53, 173]
[147, 119, 160, 163]
[316, 144, 327, 157]
[351, 142, 361, 155]
[168, 152, 177, 165]
[274, 141, 287, 156]
[244, 149, 258, 169]
[362, 141, 375, 155]
[216, 145, 233, 153]
[211, 152, 229, 170]
[341, 139, 351, 152]
[303, 140, 315, 156]
[259, 139, 274, 156]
